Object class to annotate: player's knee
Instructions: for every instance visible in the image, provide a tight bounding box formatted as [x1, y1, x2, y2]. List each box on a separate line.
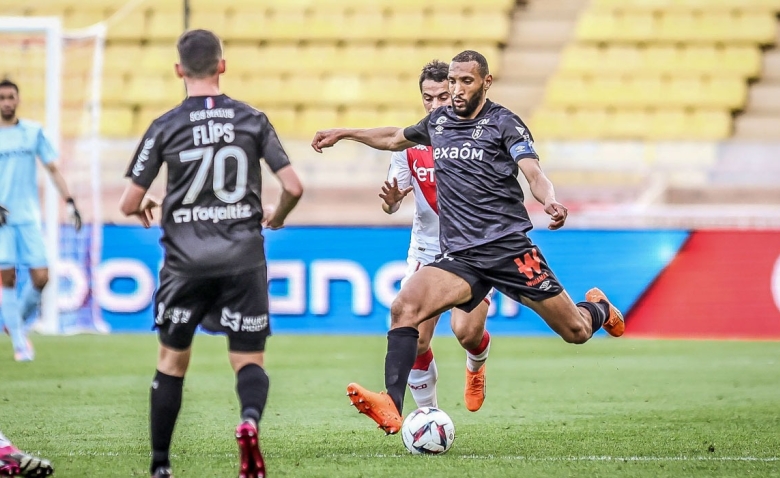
[31, 272, 49, 290]
[561, 323, 590, 344]
[452, 322, 482, 350]
[1, 269, 16, 288]
[390, 297, 420, 328]
[416, 336, 431, 355]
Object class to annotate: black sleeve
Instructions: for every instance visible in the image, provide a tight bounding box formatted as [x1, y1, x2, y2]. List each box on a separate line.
[125, 121, 164, 189]
[499, 113, 540, 162]
[402, 113, 432, 146]
[257, 113, 291, 172]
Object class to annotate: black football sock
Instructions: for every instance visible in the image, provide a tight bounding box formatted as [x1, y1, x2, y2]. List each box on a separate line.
[236, 364, 269, 425]
[384, 327, 419, 414]
[578, 300, 611, 334]
[150, 370, 184, 473]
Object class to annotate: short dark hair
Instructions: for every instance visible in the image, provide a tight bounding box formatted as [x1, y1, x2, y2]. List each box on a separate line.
[177, 29, 222, 78]
[0, 79, 19, 93]
[418, 60, 449, 92]
[451, 50, 490, 78]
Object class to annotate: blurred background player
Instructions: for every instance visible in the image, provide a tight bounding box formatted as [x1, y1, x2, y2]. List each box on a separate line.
[0, 79, 82, 362]
[0, 429, 53, 477]
[313, 50, 624, 434]
[380, 60, 492, 413]
[119, 29, 303, 478]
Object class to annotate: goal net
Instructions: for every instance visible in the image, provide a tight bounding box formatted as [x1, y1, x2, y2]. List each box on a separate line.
[0, 16, 109, 334]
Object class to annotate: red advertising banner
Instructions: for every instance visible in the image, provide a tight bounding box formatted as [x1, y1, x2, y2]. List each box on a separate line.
[627, 231, 780, 339]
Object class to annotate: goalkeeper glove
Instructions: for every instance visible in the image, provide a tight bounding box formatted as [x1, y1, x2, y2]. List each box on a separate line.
[0, 204, 8, 227]
[66, 198, 82, 232]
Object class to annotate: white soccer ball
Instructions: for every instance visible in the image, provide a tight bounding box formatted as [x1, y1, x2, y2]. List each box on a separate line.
[401, 407, 455, 455]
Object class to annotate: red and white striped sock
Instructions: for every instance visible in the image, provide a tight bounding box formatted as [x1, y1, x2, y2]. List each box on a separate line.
[407, 348, 438, 408]
[466, 330, 491, 373]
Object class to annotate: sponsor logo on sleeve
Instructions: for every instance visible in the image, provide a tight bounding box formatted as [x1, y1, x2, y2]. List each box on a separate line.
[132, 138, 155, 176]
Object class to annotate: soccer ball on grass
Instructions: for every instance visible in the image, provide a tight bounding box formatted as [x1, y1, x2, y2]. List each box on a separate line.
[400, 407, 455, 455]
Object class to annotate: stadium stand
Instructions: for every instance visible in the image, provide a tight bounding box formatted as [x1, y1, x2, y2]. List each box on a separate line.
[531, 0, 780, 140]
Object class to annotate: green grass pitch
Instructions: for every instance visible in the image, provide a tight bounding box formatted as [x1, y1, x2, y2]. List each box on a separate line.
[1, 334, 778, 477]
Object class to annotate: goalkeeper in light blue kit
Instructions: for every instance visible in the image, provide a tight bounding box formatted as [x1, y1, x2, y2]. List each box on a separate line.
[0, 79, 82, 362]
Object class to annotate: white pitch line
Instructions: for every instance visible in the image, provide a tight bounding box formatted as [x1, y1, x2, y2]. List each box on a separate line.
[59, 451, 779, 462]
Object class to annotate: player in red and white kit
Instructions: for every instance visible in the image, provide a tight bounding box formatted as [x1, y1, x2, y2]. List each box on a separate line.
[379, 60, 491, 412]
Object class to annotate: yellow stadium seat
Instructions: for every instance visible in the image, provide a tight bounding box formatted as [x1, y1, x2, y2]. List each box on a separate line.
[223, 45, 262, 75]
[658, 12, 698, 42]
[101, 106, 134, 137]
[682, 46, 718, 75]
[706, 77, 748, 108]
[633, 76, 664, 107]
[575, 11, 617, 41]
[529, 108, 571, 140]
[63, 10, 108, 29]
[101, 75, 128, 105]
[341, 108, 381, 129]
[147, 10, 185, 42]
[256, 45, 300, 75]
[691, 109, 731, 139]
[336, 45, 381, 75]
[299, 45, 340, 74]
[138, 45, 178, 75]
[321, 75, 365, 106]
[135, 105, 171, 135]
[559, 45, 600, 74]
[305, 9, 345, 41]
[103, 45, 143, 77]
[188, 11, 227, 36]
[470, 12, 512, 43]
[643, 46, 680, 74]
[649, 109, 688, 140]
[381, 108, 423, 127]
[341, 8, 386, 42]
[125, 75, 183, 106]
[225, 11, 273, 41]
[588, 76, 626, 108]
[607, 109, 649, 139]
[231, 76, 286, 106]
[734, 12, 777, 44]
[262, 106, 297, 137]
[722, 46, 762, 77]
[386, 12, 426, 41]
[284, 75, 321, 105]
[544, 76, 587, 107]
[297, 107, 339, 138]
[571, 109, 610, 139]
[105, 10, 147, 41]
[604, 46, 643, 74]
[663, 76, 702, 108]
[62, 73, 91, 106]
[621, 13, 658, 42]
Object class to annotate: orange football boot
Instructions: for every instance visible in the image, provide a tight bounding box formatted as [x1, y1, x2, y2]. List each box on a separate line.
[586, 287, 625, 337]
[346, 383, 402, 434]
[464, 365, 486, 412]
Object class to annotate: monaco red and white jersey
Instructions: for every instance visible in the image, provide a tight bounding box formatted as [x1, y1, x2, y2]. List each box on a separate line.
[387, 145, 440, 258]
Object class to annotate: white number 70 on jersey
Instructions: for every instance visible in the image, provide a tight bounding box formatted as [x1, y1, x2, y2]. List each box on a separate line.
[179, 146, 248, 204]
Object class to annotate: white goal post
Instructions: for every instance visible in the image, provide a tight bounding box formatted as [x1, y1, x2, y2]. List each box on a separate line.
[0, 16, 107, 334]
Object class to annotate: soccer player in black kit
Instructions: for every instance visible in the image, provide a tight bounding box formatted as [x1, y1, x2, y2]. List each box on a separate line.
[120, 30, 303, 478]
[312, 50, 624, 434]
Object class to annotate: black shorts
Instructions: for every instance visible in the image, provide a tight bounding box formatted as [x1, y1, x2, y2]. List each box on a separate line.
[154, 266, 271, 352]
[427, 233, 564, 312]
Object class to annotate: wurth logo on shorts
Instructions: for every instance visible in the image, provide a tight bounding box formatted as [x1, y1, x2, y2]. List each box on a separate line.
[220, 307, 269, 332]
[172, 203, 252, 224]
[515, 248, 550, 286]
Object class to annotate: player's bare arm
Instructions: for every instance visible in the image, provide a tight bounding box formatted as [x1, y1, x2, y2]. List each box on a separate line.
[119, 182, 159, 229]
[263, 165, 303, 230]
[518, 157, 567, 230]
[44, 162, 83, 231]
[380, 178, 413, 215]
[312, 127, 414, 153]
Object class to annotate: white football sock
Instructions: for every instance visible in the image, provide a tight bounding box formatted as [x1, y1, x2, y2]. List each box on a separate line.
[466, 334, 491, 373]
[408, 358, 438, 408]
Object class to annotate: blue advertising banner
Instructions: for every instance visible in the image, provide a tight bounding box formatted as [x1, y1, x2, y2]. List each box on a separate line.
[88, 226, 688, 335]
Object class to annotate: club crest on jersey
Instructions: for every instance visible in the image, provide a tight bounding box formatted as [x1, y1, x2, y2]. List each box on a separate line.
[205, 97, 215, 109]
[472, 126, 483, 139]
[435, 116, 448, 125]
